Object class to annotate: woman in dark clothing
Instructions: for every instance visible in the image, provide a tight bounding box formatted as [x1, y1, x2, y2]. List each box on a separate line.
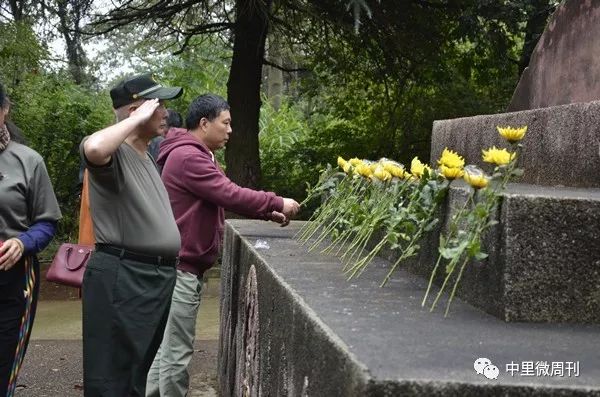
[0, 82, 61, 396]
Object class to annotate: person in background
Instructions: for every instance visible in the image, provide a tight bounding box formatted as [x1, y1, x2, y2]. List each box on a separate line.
[1, 95, 27, 145]
[146, 94, 300, 397]
[0, 81, 61, 397]
[148, 108, 183, 162]
[80, 73, 183, 396]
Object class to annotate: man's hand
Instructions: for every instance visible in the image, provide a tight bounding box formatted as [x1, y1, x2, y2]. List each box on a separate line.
[269, 211, 290, 227]
[282, 198, 300, 218]
[0, 238, 24, 271]
[129, 98, 161, 125]
[84, 98, 162, 166]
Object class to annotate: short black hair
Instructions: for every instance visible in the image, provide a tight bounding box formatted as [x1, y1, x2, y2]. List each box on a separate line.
[186, 94, 230, 130]
[166, 109, 183, 128]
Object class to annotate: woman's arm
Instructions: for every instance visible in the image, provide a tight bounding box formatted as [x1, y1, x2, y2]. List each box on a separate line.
[18, 220, 58, 255]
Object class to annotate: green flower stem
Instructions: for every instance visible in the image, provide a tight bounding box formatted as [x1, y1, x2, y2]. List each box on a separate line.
[333, 227, 358, 255]
[298, 168, 337, 207]
[323, 181, 387, 253]
[344, 228, 378, 273]
[317, 180, 371, 244]
[342, 223, 379, 267]
[422, 191, 474, 307]
[299, 177, 362, 242]
[429, 255, 461, 312]
[422, 251, 444, 307]
[380, 228, 423, 287]
[346, 237, 387, 278]
[298, 175, 356, 240]
[444, 221, 485, 316]
[442, 256, 469, 316]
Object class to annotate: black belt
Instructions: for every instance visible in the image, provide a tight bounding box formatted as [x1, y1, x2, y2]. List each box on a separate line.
[96, 244, 178, 267]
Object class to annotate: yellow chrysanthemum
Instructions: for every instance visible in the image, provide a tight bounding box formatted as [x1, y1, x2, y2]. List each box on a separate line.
[382, 161, 406, 178]
[463, 165, 489, 189]
[439, 165, 464, 180]
[342, 162, 352, 174]
[337, 156, 347, 169]
[369, 162, 380, 172]
[497, 125, 527, 143]
[355, 163, 373, 178]
[437, 148, 465, 169]
[349, 158, 363, 166]
[482, 146, 516, 166]
[373, 165, 392, 182]
[410, 157, 432, 178]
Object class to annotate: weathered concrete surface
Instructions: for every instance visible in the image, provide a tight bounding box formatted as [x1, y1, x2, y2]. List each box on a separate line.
[393, 182, 600, 324]
[508, 0, 600, 111]
[431, 100, 600, 188]
[218, 220, 600, 396]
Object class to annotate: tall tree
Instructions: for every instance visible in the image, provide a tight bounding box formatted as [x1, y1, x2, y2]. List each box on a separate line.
[45, 0, 94, 84]
[89, 0, 557, 189]
[1, 0, 93, 85]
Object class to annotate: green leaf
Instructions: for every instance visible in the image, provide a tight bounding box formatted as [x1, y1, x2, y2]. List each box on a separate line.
[440, 240, 468, 259]
[467, 239, 481, 257]
[424, 218, 439, 232]
[511, 168, 524, 177]
[474, 251, 489, 260]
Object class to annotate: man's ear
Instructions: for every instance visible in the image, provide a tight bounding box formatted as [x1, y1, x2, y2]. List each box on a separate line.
[127, 99, 145, 115]
[199, 117, 209, 130]
[128, 104, 139, 115]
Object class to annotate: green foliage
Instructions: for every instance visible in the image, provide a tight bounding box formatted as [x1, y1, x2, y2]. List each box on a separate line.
[0, 21, 46, 89]
[10, 72, 113, 238]
[258, 99, 313, 201]
[92, 33, 231, 120]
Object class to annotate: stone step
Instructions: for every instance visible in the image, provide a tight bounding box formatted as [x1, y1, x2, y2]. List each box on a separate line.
[430, 99, 600, 189]
[218, 220, 600, 397]
[375, 182, 600, 324]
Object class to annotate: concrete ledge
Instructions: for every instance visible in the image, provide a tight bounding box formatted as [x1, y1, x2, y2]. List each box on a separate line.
[218, 220, 600, 396]
[430, 100, 600, 188]
[396, 182, 600, 324]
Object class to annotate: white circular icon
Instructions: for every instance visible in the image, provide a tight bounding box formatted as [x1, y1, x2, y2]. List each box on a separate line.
[474, 358, 492, 375]
[483, 364, 499, 380]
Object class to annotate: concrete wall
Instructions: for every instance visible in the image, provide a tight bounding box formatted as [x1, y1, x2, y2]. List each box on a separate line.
[431, 100, 600, 188]
[218, 222, 370, 397]
[218, 220, 600, 396]
[508, 0, 600, 111]
[393, 182, 600, 323]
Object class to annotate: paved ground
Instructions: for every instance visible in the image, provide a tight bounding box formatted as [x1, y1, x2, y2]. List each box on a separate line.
[15, 340, 218, 397]
[14, 269, 221, 396]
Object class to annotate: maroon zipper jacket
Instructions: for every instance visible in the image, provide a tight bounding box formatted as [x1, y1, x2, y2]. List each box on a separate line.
[157, 128, 284, 276]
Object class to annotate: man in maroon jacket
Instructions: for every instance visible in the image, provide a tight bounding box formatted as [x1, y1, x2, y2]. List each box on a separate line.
[146, 94, 300, 396]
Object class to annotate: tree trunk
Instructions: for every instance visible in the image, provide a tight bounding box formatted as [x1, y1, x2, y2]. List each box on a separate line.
[7, 0, 25, 21]
[56, 0, 88, 85]
[266, 33, 283, 111]
[225, 0, 272, 189]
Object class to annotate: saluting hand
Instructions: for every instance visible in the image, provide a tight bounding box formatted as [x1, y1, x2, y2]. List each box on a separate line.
[129, 98, 161, 125]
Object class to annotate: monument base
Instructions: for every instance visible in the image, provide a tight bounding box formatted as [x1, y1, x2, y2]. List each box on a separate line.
[378, 182, 600, 324]
[218, 220, 600, 397]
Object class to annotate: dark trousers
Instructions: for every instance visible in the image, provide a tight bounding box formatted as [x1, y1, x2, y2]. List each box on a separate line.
[82, 251, 176, 397]
[0, 257, 39, 397]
